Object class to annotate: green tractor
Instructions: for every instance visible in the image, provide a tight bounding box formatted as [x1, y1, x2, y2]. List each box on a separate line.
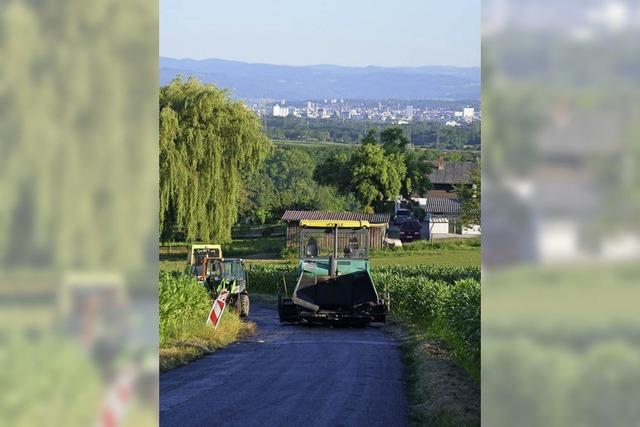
[199, 257, 250, 317]
[278, 220, 388, 325]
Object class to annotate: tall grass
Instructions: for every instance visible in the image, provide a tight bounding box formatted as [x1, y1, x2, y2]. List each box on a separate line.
[159, 272, 254, 371]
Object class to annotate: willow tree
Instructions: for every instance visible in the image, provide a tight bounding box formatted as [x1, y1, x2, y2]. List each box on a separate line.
[160, 78, 271, 243]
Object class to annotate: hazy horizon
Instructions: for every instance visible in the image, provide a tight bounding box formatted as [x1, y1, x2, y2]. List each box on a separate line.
[160, 55, 481, 69]
[160, 0, 480, 67]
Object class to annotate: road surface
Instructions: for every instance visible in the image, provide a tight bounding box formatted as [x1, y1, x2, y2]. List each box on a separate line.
[160, 304, 408, 427]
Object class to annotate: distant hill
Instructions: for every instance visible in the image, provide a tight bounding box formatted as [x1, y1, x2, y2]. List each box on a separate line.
[160, 57, 480, 101]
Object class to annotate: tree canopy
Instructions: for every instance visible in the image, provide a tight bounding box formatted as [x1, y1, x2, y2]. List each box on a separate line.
[456, 165, 481, 226]
[160, 77, 272, 242]
[313, 129, 412, 209]
[240, 147, 359, 224]
[351, 143, 406, 207]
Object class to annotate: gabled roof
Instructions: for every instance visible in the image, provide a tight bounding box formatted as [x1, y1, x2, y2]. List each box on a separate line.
[281, 210, 391, 224]
[424, 197, 462, 215]
[429, 161, 477, 184]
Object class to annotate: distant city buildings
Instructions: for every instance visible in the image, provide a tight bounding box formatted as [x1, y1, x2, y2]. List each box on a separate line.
[463, 107, 475, 119]
[272, 104, 290, 117]
[254, 99, 480, 125]
[406, 105, 414, 119]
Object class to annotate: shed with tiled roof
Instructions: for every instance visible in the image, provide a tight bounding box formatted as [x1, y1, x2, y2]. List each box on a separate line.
[281, 210, 390, 249]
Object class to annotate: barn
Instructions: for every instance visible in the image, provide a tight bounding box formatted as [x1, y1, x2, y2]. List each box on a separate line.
[281, 210, 391, 249]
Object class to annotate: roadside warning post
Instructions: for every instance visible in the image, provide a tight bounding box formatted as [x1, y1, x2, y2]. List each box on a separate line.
[207, 290, 229, 329]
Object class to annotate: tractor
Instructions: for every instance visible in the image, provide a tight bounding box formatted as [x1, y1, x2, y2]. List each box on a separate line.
[186, 244, 249, 317]
[278, 220, 388, 325]
[199, 256, 250, 317]
[186, 244, 223, 283]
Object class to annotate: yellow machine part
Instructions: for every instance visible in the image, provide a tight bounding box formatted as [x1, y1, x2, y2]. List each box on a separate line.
[300, 219, 371, 229]
[187, 244, 222, 264]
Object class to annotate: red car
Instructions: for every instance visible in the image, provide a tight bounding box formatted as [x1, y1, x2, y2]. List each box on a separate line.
[399, 220, 421, 242]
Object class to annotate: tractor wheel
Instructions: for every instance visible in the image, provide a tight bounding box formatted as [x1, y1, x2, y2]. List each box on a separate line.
[239, 293, 250, 317]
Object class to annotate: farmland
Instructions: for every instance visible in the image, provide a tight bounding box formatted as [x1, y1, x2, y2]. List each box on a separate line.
[160, 236, 480, 272]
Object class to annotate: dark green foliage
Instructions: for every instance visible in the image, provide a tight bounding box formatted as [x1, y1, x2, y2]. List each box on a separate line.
[380, 127, 411, 153]
[264, 116, 481, 149]
[456, 165, 481, 226]
[240, 147, 360, 224]
[403, 151, 433, 198]
[313, 152, 355, 193]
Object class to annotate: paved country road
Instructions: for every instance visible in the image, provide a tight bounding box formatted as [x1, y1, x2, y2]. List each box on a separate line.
[160, 304, 409, 427]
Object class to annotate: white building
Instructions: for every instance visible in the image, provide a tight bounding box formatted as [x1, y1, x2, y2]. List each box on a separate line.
[272, 104, 290, 117]
[463, 107, 475, 119]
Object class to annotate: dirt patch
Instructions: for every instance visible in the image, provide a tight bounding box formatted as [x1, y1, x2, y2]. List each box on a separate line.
[382, 319, 480, 427]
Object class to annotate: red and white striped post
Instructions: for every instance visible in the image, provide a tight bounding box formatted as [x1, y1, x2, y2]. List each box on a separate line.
[207, 290, 229, 329]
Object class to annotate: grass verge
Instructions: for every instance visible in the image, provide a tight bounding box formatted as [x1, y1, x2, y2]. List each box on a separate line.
[159, 272, 255, 371]
[383, 318, 480, 427]
[160, 311, 255, 372]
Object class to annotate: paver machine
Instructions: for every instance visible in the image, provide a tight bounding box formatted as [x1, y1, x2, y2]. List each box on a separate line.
[278, 220, 387, 325]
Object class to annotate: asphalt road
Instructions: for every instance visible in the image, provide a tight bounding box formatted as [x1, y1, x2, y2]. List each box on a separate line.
[160, 305, 408, 427]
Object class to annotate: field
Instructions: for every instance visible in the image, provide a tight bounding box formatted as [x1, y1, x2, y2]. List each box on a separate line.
[160, 236, 480, 272]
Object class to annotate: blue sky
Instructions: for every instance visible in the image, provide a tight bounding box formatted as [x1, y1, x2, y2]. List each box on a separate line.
[160, 0, 480, 67]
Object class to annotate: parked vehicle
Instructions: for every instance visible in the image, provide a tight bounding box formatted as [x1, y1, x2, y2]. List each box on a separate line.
[399, 220, 421, 242]
[186, 244, 222, 282]
[393, 209, 411, 225]
[278, 220, 388, 325]
[200, 257, 250, 317]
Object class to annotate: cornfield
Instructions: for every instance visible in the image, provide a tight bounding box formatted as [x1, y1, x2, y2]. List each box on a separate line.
[159, 272, 212, 343]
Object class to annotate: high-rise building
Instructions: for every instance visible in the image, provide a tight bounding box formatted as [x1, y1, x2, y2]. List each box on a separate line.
[272, 104, 289, 117]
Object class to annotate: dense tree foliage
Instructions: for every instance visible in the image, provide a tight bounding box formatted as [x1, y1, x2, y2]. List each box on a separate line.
[264, 116, 480, 149]
[456, 166, 481, 226]
[160, 78, 272, 242]
[402, 150, 433, 199]
[313, 128, 418, 208]
[380, 127, 411, 153]
[239, 148, 359, 224]
[350, 144, 406, 207]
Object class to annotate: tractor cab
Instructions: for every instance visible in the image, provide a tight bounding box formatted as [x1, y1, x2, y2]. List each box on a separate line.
[186, 244, 222, 282]
[200, 257, 250, 317]
[279, 220, 387, 324]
